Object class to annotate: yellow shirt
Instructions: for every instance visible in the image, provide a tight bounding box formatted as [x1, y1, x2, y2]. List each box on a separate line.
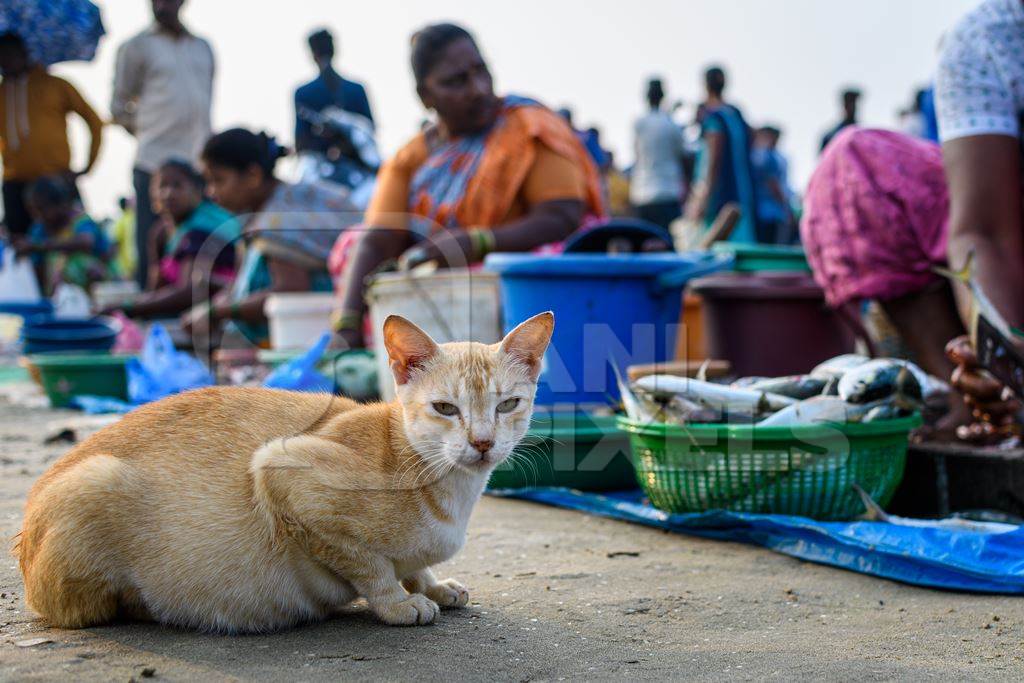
[110, 208, 137, 278]
[0, 67, 104, 180]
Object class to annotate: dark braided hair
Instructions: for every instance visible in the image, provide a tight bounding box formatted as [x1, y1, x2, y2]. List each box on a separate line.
[410, 23, 476, 85]
[201, 128, 287, 177]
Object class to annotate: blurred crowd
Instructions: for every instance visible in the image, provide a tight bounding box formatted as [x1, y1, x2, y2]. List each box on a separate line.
[1, 0, 1020, 437]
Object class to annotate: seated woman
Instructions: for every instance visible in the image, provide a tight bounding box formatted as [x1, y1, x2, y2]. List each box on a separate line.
[800, 0, 1024, 438]
[331, 23, 604, 348]
[180, 128, 357, 345]
[106, 159, 239, 319]
[16, 176, 112, 295]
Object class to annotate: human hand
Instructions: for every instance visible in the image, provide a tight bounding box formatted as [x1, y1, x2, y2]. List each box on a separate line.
[946, 335, 1023, 443]
[397, 230, 474, 271]
[180, 302, 213, 338]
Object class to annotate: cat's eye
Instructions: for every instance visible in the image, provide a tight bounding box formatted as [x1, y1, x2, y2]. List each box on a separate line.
[432, 402, 460, 417]
[496, 398, 520, 414]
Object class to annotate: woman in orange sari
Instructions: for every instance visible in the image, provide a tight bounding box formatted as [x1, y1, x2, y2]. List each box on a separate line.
[330, 23, 604, 348]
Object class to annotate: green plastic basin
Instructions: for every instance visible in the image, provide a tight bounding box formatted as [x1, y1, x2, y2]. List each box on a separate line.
[29, 352, 134, 408]
[488, 412, 636, 491]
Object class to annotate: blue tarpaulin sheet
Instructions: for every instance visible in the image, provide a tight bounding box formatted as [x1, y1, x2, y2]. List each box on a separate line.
[490, 488, 1024, 594]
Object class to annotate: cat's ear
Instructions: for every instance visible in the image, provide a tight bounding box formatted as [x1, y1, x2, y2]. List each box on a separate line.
[383, 315, 439, 385]
[500, 311, 554, 380]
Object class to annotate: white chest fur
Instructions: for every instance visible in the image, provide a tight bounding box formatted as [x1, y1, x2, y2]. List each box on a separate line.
[397, 471, 488, 575]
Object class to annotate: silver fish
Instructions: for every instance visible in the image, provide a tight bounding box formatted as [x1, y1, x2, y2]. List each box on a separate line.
[837, 359, 922, 404]
[615, 363, 656, 422]
[730, 376, 771, 389]
[747, 375, 829, 400]
[810, 354, 870, 381]
[862, 402, 909, 423]
[855, 484, 1017, 534]
[757, 396, 872, 427]
[634, 375, 796, 413]
[659, 395, 721, 425]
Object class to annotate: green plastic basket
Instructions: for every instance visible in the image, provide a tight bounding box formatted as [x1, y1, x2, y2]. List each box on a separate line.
[29, 352, 135, 408]
[618, 415, 920, 519]
[488, 412, 636, 491]
[711, 243, 810, 273]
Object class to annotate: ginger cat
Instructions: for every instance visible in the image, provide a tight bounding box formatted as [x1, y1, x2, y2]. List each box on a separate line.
[14, 312, 553, 632]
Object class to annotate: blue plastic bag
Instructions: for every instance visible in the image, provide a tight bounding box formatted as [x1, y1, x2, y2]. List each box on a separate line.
[71, 394, 135, 414]
[492, 488, 1024, 594]
[127, 323, 214, 403]
[263, 333, 333, 393]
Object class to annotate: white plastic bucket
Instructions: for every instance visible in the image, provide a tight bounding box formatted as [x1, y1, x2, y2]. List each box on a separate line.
[264, 292, 338, 350]
[367, 269, 502, 400]
[91, 280, 140, 311]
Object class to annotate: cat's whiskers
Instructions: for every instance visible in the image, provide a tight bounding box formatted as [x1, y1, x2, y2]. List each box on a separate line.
[393, 444, 450, 490]
[409, 453, 456, 490]
[509, 449, 542, 487]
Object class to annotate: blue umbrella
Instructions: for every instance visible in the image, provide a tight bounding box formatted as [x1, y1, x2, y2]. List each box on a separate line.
[0, 0, 105, 67]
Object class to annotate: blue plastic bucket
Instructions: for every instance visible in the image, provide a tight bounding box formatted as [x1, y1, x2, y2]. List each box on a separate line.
[484, 252, 732, 408]
[22, 316, 122, 354]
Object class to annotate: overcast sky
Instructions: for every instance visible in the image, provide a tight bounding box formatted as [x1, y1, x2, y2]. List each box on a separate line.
[47, 0, 979, 217]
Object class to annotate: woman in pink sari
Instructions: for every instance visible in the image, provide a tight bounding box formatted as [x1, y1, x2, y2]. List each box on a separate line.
[802, 0, 1024, 439]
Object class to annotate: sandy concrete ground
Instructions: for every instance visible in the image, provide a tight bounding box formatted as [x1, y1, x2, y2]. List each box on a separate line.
[1, 387, 1023, 681]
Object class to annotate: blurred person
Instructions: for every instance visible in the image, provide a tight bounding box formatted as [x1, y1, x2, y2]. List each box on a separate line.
[15, 176, 111, 295]
[751, 126, 796, 244]
[683, 65, 758, 243]
[820, 87, 861, 152]
[605, 151, 631, 217]
[331, 23, 604, 349]
[558, 107, 609, 170]
[0, 33, 103, 239]
[111, 0, 215, 290]
[108, 196, 137, 279]
[801, 0, 1024, 439]
[294, 28, 374, 154]
[181, 128, 357, 345]
[106, 159, 238, 319]
[899, 87, 939, 142]
[629, 77, 684, 230]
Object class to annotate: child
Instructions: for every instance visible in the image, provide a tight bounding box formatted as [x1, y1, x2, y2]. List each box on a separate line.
[108, 159, 238, 319]
[16, 176, 111, 296]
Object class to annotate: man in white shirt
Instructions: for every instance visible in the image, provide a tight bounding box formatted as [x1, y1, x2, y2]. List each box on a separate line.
[111, 0, 214, 288]
[629, 78, 684, 231]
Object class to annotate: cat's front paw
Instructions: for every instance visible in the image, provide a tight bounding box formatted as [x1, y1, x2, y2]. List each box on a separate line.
[374, 594, 439, 626]
[425, 578, 469, 609]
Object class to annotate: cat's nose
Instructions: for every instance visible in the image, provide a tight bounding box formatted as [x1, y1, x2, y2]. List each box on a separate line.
[470, 438, 494, 455]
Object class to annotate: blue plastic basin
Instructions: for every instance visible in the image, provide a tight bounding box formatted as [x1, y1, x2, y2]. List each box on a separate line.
[22, 316, 122, 354]
[0, 300, 54, 322]
[484, 252, 732, 408]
